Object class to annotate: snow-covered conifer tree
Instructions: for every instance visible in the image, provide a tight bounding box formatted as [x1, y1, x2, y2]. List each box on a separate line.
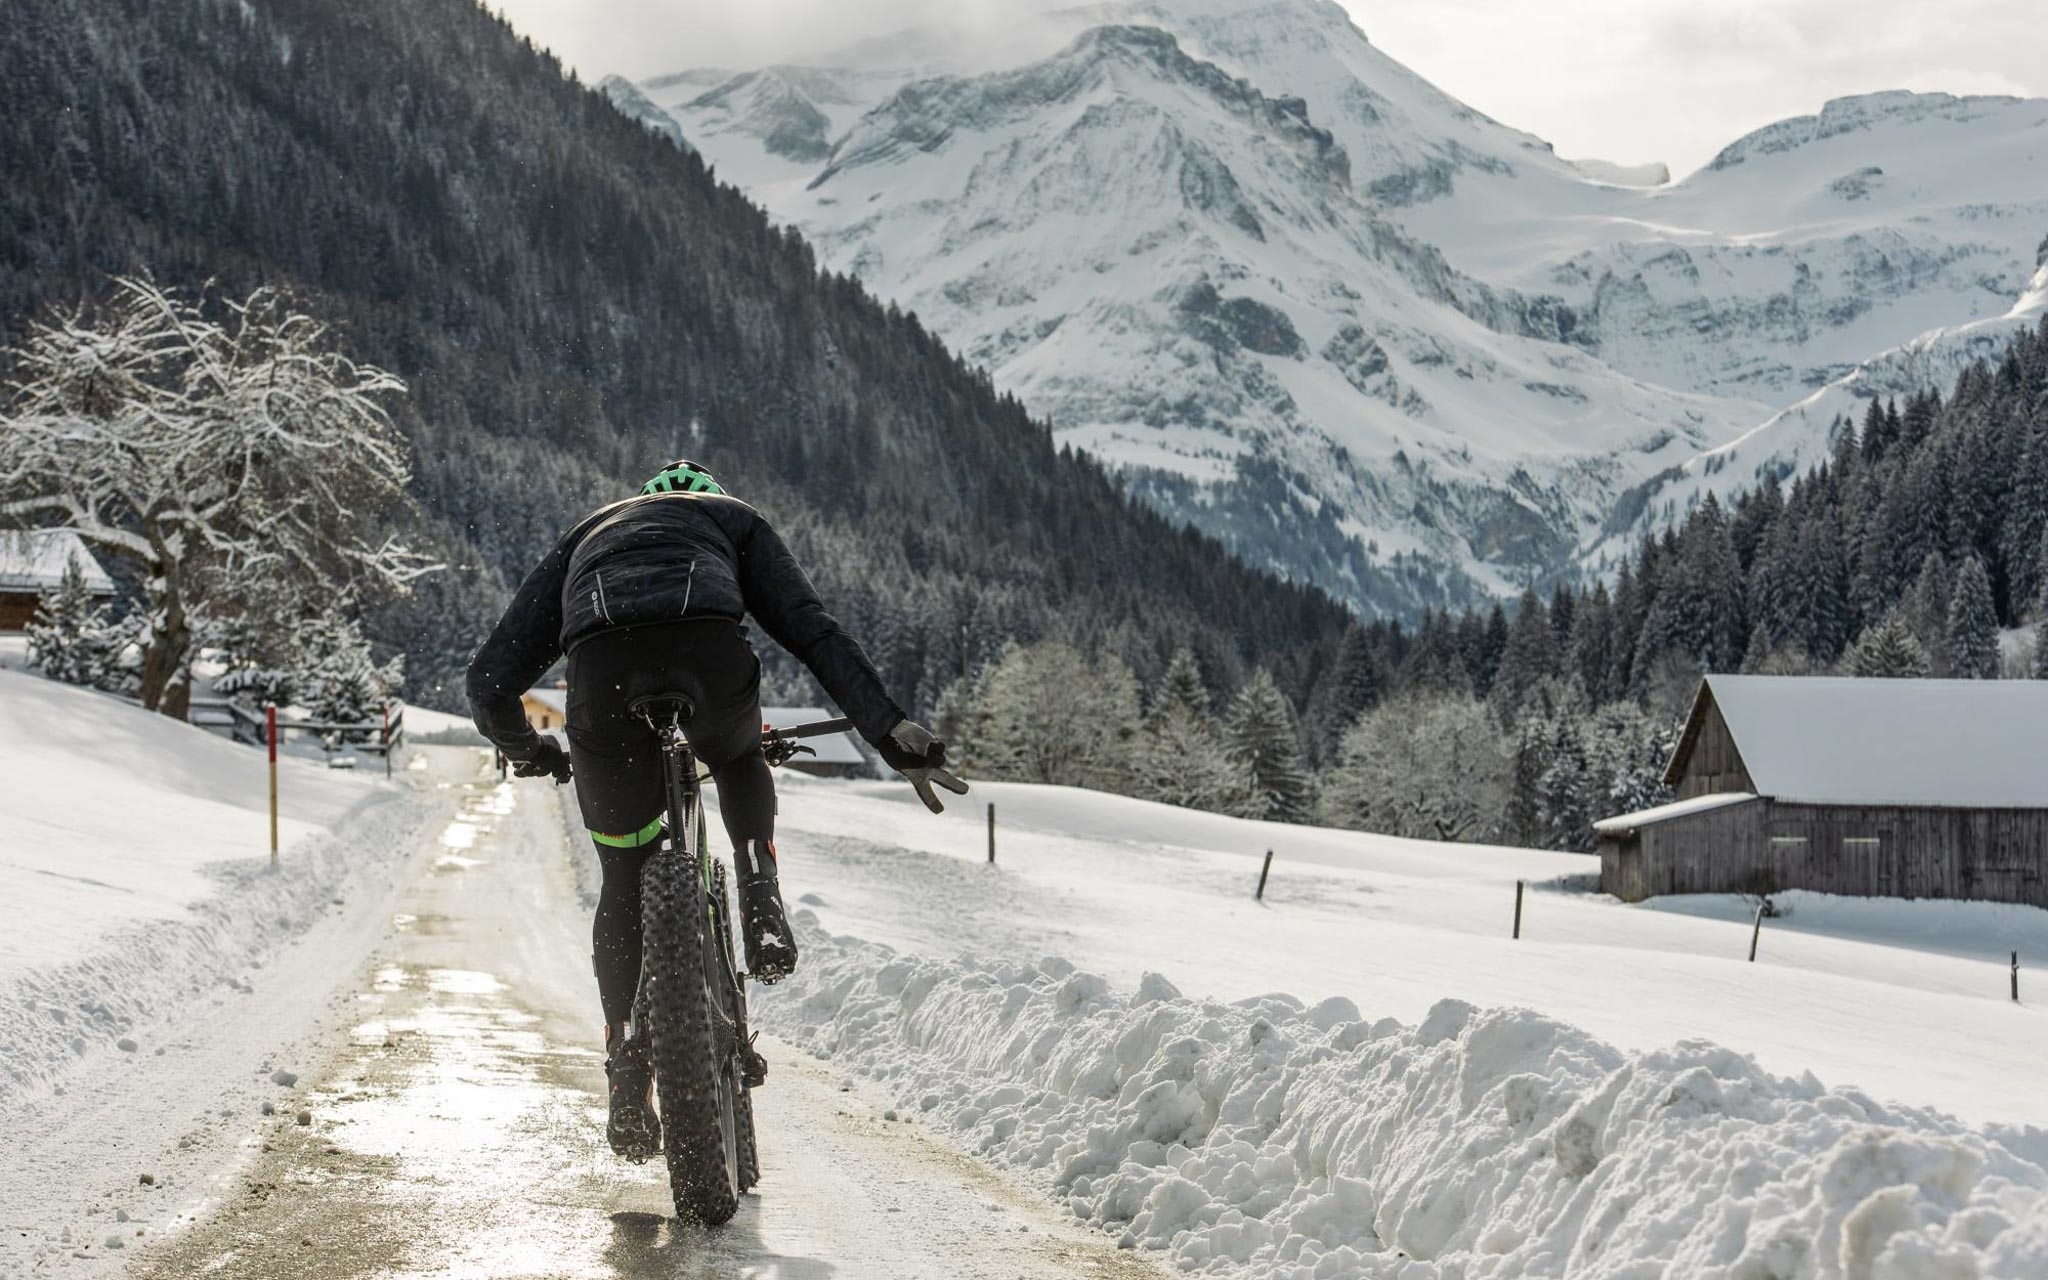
[1945, 556, 2000, 679]
[1538, 714, 1593, 851]
[1846, 612, 1932, 678]
[2034, 530, 2048, 679]
[24, 554, 129, 691]
[1222, 669, 1313, 823]
[1901, 553, 1953, 674]
[1132, 647, 1246, 813]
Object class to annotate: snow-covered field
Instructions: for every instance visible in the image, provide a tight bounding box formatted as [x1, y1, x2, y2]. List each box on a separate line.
[757, 776, 2048, 1131]
[7, 674, 2048, 1278]
[748, 775, 2048, 1276]
[0, 670, 383, 989]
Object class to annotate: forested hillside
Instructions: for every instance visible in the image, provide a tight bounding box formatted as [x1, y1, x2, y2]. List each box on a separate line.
[0, 0, 1348, 710]
[1297, 322, 2048, 849]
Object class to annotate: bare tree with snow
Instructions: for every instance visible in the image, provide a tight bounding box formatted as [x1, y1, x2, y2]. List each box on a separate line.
[0, 276, 433, 716]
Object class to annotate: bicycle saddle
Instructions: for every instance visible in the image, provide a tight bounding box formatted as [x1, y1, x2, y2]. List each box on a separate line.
[628, 693, 695, 727]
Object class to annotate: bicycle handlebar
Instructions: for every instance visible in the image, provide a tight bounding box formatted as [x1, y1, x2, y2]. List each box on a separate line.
[765, 717, 855, 743]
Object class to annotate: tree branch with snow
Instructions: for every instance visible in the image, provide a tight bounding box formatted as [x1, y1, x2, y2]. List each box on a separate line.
[0, 276, 438, 716]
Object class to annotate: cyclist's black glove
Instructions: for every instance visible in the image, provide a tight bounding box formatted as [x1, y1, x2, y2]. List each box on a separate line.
[877, 719, 968, 814]
[508, 735, 572, 785]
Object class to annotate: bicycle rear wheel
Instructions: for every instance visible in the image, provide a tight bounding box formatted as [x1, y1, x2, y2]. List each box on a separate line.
[641, 807, 743, 1223]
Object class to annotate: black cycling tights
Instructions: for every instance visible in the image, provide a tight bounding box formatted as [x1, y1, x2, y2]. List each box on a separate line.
[589, 748, 777, 1025]
[565, 621, 780, 1025]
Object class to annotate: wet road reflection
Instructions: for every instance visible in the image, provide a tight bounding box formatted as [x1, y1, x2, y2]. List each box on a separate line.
[129, 764, 1161, 1280]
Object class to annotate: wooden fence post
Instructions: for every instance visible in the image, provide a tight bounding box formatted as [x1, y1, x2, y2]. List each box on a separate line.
[1256, 850, 1274, 901]
[382, 703, 392, 779]
[1749, 903, 1766, 962]
[266, 702, 279, 869]
[987, 802, 996, 865]
[1513, 880, 1525, 939]
[2014, 951, 2021, 1003]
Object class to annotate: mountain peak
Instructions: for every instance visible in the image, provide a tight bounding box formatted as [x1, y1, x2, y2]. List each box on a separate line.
[811, 23, 1346, 191]
[1706, 88, 2037, 171]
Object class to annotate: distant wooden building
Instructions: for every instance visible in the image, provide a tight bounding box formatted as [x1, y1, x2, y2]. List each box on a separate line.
[1598, 675, 2048, 907]
[0, 531, 115, 632]
[523, 685, 568, 732]
[761, 706, 866, 778]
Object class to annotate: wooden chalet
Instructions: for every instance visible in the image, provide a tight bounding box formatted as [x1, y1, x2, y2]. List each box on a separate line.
[1597, 675, 2048, 907]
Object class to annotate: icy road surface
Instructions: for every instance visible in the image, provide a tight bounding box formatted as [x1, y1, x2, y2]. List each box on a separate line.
[118, 749, 1163, 1280]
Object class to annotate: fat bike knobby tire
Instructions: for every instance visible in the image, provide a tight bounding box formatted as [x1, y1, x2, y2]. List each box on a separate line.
[641, 845, 744, 1224]
[708, 859, 762, 1193]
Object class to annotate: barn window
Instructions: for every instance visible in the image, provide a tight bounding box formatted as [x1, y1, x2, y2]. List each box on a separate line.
[1769, 836, 1808, 848]
[1844, 837, 1881, 848]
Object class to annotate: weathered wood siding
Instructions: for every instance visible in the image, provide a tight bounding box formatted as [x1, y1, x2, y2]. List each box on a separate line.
[1602, 799, 2048, 907]
[1767, 803, 2048, 907]
[1672, 695, 1754, 800]
[1600, 799, 1768, 901]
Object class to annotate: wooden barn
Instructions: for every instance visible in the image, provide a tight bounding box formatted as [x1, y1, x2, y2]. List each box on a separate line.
[1597, 675, 2048, 907]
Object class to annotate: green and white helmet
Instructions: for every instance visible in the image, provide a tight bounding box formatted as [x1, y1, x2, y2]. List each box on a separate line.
[641, 459, 725, 497]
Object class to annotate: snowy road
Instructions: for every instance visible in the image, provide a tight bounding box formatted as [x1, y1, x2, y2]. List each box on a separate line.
[115, 749, 1164, 1280]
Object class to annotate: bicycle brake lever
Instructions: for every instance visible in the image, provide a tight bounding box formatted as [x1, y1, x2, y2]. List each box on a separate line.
[763, 739, 819, 768]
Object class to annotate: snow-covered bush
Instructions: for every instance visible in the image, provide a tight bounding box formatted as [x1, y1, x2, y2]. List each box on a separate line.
[1319, 694, 1508, 842]
[973, 639, 1141, 792]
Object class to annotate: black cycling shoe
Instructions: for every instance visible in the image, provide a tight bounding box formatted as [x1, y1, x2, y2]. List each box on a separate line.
[604, 1023, 660, 1162]
[737, 840, 798, 984]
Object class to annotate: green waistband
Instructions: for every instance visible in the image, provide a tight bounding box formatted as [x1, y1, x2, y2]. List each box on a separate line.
[590, 817, 664, 849]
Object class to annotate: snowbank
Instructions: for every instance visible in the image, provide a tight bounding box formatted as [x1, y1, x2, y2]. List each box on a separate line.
[760, 920, 2048, 1280]
[0, 669, 435, 1106]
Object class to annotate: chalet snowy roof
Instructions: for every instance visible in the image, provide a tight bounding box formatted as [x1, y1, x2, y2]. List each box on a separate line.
[0, 530, 116, 595]
[762, 706, 864, 766]
[1676, 675, 2048, 808]
[524, 686, 568, 714]
[1593, 792, 1758, 834]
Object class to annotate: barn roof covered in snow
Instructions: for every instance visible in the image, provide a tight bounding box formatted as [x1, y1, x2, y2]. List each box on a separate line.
[1667, 675, 2048, 808]
[0, 530, 116, 595]
[1593, 791, 1758, 834]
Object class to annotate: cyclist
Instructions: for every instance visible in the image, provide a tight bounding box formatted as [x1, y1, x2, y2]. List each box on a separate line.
[465, 459, 966, 1156]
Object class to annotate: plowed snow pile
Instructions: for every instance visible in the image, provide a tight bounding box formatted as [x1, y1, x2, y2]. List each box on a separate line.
[759, 917, 2048, 1279]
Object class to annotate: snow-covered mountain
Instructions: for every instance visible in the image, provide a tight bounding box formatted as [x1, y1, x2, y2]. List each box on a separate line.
[623, 0, 2048, 612]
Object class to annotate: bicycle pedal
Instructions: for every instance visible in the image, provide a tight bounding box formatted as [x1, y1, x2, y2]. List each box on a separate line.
[743, 1050, 768, 1089]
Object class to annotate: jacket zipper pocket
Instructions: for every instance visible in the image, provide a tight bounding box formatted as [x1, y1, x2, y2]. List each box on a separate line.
[680, 559, 697, 617]
[595, 571, 614, 625]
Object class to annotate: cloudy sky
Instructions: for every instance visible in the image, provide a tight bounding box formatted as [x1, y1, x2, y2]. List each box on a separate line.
[495, 0, 2042, 178]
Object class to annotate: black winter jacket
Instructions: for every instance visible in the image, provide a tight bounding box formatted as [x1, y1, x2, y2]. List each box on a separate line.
[466, 492, 904, 759]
